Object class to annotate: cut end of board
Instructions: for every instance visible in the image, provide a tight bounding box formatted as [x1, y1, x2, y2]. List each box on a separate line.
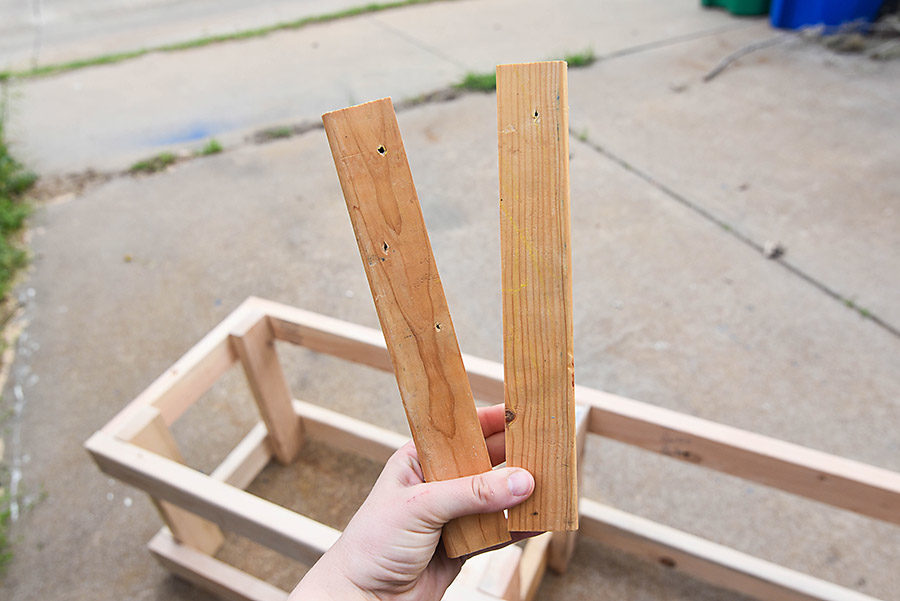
[497, 61, 578, 533]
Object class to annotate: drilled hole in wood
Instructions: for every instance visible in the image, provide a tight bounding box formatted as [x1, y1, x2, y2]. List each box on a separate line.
[533, 110, 539, 121]
[382, 241, 389, 253]
[376, 145, 386, 155]
[435, 322, 442, 331]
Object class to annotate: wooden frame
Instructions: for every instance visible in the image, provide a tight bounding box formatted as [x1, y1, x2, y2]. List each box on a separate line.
[86, 297, 899, 601]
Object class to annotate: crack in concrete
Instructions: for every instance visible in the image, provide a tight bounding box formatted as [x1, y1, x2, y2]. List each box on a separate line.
[371, 16, 469, 71]
[601, 21, 758, 62]
[574, 134, 900, 339]
[29, 0, 44, 69]
[23, 15, 893, 339]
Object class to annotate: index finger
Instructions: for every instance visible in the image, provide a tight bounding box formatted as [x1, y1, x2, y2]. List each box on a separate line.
[477, 404, 507, 438]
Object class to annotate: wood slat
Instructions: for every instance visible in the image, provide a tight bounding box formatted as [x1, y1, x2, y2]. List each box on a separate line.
[230, 316, 303, 464]
[519, 533, 552, 601]
[149, 529, 289, 601]
[579, 500, 879, 601]
[578, 386, 900, 526]
[322, 98, 509, 557]
[118, 405, 225, 555]
[209, 422, 273, 490]
[254, 299, 900, 526]
[102, 300, 254, 434]
[548, 403, 590, 573]
[86, 431, 339, 567]
[293, 400, 407, 464]
[497, 60, 577, 532]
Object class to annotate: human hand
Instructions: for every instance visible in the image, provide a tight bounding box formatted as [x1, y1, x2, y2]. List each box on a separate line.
[290, 404, 535, 601]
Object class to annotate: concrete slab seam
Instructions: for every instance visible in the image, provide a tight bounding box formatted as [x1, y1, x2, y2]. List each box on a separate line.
[574, 133, 900, 339]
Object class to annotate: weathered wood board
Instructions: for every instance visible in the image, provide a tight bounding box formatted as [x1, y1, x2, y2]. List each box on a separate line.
[323, 98, 510, 556]
[497, 61, 578, 532]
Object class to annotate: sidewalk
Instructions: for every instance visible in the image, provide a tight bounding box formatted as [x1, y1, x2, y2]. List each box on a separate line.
[1, 1, 898, 600]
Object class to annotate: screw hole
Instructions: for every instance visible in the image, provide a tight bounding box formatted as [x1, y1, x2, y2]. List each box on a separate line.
[382, 241, 389, 253]
[376, 145, 386, 155]
[533, 110, 539, 120]
[435, 322, 442, 331]
[659, 557, 677, 569]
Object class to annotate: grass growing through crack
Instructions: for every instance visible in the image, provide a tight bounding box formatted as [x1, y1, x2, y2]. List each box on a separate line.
[256, 126, 294, 142]
[0, 0, 448, 81]
[453, 48, 596, 92]
[455, 71, 497, 92]
[197, 139, 222, 156]
[129, 152, 176, 174]
[563, 48, 596, 67]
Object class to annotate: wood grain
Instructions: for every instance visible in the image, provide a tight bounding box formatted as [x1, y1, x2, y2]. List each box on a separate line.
[497, 61, 577, 532]
[322, 98, 509, 557]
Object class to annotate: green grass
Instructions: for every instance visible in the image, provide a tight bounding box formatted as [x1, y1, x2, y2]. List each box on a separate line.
[563, 48, 596, 68]
[0, 0, 448, 81]
[257, 126, 294, 141]
[0, 122, 34, 302]
[453, 48, 596, 93]
[455, 71, 497, 92]
[129, 152, 177, 174]
[197, 139, 222, 156]
[844, 298, 873, 319]
[0, 492, 11, 575]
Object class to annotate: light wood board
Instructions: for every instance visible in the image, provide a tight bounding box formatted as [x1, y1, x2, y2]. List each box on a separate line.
[497, 61, 577, 532]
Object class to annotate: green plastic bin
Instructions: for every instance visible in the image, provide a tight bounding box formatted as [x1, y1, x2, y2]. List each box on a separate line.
[702, 0, 771, 16]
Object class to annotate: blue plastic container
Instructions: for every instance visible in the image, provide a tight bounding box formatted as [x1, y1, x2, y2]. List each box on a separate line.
[770, 0, 884, 29]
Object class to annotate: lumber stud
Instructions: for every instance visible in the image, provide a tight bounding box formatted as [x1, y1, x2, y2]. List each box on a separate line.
[230, 315, 304, 464]
[497, 61, 578, 532]
[118, 405, 225, 555]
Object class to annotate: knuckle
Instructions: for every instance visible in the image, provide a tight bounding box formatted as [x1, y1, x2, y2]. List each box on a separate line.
[470, 474, 495, 505]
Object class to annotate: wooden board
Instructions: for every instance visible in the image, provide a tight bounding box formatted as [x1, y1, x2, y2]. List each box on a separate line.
[230, 316, 303, 464]
[86, 431, 340, 567]
[322, 98, 509, 557]
[149, 529, 289, 601]
[497, 61, 577, 532]
[579, 500, 879, 601]
[118, 405, 225, 555]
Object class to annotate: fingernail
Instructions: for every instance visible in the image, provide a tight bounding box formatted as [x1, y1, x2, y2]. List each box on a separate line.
[507, 470, 532, 497]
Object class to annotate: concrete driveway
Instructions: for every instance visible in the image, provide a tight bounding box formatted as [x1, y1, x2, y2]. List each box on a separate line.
[1, 1, 898, 600]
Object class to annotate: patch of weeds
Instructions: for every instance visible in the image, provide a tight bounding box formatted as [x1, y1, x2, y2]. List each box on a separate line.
[197, 139, 222, 156]
[0, 121, 34, 301]
[128, 152, 177, 175]
[455, 71, 496, 92]
[576, 128, 589, 142]
[563, 48, 596, 68]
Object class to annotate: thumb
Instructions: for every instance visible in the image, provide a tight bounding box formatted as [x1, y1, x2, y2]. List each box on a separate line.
[415, 467, 534, 524]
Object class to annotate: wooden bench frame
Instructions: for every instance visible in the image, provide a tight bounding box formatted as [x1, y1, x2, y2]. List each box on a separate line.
[85, 297, 899, 601]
